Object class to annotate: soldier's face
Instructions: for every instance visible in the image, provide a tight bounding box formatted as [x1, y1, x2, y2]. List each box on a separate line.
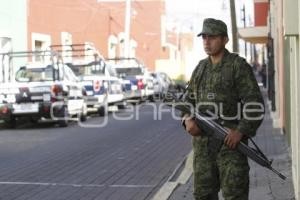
[202, 34, 228, 56]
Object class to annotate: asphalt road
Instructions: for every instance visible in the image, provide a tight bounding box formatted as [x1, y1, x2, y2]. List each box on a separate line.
[0, 103, 191, 200]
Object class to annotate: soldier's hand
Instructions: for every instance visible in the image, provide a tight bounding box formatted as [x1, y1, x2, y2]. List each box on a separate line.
[224, 128, 243, 149]
[185, 118, 201, 137]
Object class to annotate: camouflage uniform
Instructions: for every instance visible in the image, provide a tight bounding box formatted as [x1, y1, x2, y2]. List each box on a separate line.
[184, 18, 265, 200]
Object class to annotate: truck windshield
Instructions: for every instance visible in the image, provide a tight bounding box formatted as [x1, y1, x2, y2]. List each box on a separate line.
[115, 67, 143, 76]
[67, 61, 105, 76]
[15, 65, 54, 82]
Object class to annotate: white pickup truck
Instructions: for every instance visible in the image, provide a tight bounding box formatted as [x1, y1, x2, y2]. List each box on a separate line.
[0, 51, 87, 128]
[67, 59, 125, 115]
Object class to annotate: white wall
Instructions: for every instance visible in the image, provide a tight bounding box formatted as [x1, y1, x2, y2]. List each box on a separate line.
[0, 0, 27, 52]
[0, 0, 28, 81]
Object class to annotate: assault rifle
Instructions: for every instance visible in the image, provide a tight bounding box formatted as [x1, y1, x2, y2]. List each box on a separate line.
[164, 92, 286, 180]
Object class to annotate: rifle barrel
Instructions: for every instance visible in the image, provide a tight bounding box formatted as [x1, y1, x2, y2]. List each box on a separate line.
[271, 168, 286, 180]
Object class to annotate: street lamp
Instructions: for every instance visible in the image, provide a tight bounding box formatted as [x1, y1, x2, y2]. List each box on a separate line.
[97, 0, 131, 58]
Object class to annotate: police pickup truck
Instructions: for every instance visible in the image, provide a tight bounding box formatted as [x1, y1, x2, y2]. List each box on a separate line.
[66, 59, 125, 115]
[50, 43, 126, 115]
[107, 57, 154, 103]
[0, 51, 87, 128]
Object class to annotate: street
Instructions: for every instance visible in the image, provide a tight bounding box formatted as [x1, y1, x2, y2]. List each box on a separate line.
[0, 103, 191, 200]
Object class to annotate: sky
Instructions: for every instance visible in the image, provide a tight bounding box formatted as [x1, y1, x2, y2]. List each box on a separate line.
[165, 0, 254, 33]
[165, 0, 254, 77]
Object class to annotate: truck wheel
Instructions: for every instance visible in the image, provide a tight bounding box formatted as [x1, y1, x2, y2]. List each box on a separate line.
[149, 95, 155, 102]
[117, 100, 127, 109]
[98, 106, 106, 117]
[4, 117, 16, 129]
[58, 106, 68, 127]
[30, 117, 39, 124]
[79, 104, 87, 122]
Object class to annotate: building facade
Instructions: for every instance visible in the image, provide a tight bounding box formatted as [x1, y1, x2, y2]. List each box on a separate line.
[27, 0, 186, 74]
[239, 0, 300, 198]
[0, 0, 27, 52]
[269, 0, 299, 198]
[0, 0, 28, 82]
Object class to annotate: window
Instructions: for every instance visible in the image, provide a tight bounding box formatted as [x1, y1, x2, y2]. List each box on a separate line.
[108, 35, 117, 59]
[118, 32, 125, 57]
[61, 32, 73, 63]
[130, 39, 137, 58]
[0, 37, 12, 82]
[15, 66, 54, 82]
[34, 41, 43, 61]
[31, 33, 51, 62]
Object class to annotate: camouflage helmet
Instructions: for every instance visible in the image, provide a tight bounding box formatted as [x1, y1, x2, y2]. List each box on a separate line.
[197, 18, 228, 37]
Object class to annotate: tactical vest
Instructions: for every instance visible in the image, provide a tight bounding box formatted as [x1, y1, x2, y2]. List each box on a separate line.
[191, 53, 244, 154]
[192, 53, 243, 129]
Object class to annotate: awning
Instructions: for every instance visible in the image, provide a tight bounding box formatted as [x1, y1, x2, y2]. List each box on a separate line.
[238, 26, 268, 44]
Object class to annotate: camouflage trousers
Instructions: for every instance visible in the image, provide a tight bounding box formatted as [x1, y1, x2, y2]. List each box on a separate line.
[192, 136, 249, 200]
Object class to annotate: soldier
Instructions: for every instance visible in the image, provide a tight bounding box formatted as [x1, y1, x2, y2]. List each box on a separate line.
[182, 18, 265, 200]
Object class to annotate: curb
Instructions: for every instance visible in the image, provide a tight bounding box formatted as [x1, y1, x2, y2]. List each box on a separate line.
[152, 151, 193, 200]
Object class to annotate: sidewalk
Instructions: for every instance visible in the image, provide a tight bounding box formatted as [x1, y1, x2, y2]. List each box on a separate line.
[168, 92, 295, 200]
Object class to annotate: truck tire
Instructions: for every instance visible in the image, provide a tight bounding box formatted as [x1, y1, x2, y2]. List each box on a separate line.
[4, 117, 16, 129]
[117, 100, 127, 109]
[98, 106, 106, 117]
[79, 104, 87, 122]
[58, 106, 68, 127]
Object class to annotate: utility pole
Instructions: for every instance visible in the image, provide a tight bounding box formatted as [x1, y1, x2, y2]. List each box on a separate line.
[230, 0, 238, 53]
[97, 0, 131, 58]
[124, 0, 131, 58]
[241, 4, 247, 58]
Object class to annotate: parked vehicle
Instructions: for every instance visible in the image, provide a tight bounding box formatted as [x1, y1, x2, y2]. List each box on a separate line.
[143, 68, 155, 101]
[107, 57, 154, 103]
[104, 64, 127, 109]
[50, 43, 125, 114]
[150, 72, 171, 99]
[0, 50, 87, 128]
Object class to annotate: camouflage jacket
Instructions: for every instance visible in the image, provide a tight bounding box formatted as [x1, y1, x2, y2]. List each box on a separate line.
[185, 49, 265, 137]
